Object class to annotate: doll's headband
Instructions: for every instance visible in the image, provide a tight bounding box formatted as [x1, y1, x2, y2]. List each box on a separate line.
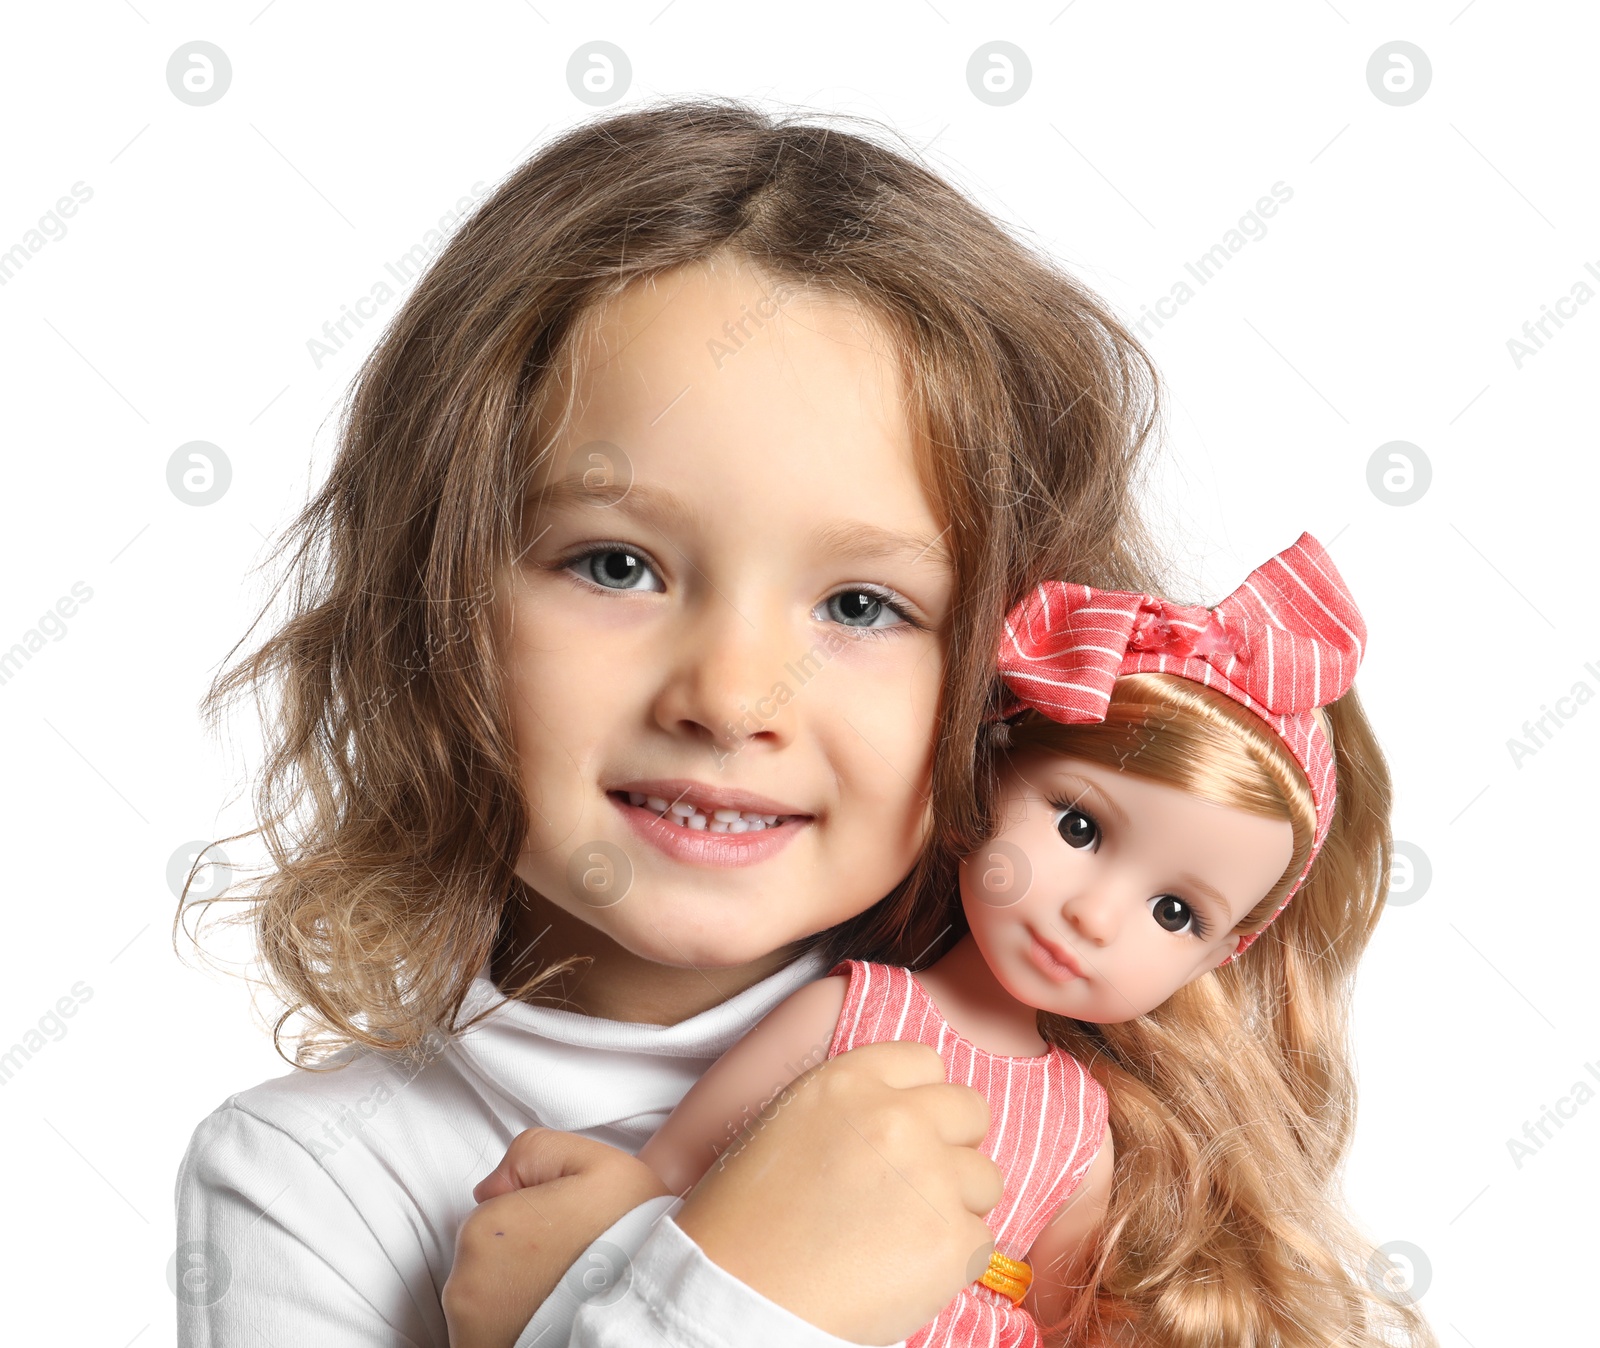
[991, 532, 1366, 956]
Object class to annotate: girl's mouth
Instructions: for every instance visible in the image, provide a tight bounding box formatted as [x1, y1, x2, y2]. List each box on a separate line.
[607, 790, 810, 868]
[609, 790, 799, 833]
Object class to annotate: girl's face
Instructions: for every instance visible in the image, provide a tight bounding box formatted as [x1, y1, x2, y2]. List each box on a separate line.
[960, 748, 1295, 1022]
[500, 258, 953, 977]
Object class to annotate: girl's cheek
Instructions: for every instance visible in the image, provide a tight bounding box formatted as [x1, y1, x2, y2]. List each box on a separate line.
[522, 573, 653, 633]
[509, 587, 657, 684]
[819, 632, 942, 727]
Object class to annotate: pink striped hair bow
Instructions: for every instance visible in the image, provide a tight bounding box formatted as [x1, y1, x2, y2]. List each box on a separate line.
[994, 532, 1366, 955]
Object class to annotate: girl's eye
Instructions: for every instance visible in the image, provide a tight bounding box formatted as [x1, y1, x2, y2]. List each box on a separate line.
[565, 547, 664, 593]
[1054, 807, 1099, 850]
[815, 587, 917, 633]
[1149, 894, 1206, 938]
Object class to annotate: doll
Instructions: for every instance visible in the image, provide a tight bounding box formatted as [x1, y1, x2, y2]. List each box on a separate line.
[634, 532, 1383, 1347]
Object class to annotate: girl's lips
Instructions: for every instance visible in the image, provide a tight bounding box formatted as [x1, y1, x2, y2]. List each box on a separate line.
[609, 777, 808, 819]
[1026, 928, 1086, 983]
[611, 793, 808, 869]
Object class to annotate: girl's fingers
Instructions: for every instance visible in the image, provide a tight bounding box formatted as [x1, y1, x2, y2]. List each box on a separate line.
[471, 1127, 615, 1202]
[827, 1038, 951, 1089]
[828, 1041, 993, 1147]
[904, 1078, 994, 1149]
[949, 1140, 1006, 1219]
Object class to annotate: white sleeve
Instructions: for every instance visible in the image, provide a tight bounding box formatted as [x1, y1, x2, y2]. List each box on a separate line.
[514, 1193, 680, 1347]
[175, 1102, 443, 1348]
[524, 1198, 906, 1348]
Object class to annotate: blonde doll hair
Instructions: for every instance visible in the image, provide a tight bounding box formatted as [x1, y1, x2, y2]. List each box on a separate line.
[174, 97, 1173, 1064]
[996, 673, 1435, 1348]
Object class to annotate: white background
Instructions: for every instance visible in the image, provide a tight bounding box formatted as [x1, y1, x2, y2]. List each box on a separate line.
[1, 2, 1593, 1343]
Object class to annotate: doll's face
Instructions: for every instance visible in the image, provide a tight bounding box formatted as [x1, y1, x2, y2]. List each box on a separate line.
[498, 255, 953, 972]
[960, 748, 1296, 1022]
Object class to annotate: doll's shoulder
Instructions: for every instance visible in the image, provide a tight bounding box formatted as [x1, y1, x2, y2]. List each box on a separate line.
[824, 956, 908, 1003]
[772, 966, 851, 1031]
[717, 969, 851, 1080]
[1045, 1042, 1111, 1134]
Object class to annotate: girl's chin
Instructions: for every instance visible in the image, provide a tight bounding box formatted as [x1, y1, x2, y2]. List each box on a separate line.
[604, 912, 798, 972]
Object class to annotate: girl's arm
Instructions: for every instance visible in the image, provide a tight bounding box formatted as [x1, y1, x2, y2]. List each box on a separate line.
[479, 980, 1004, 1348]
[1022, 1122, 1115, 1337]
[447, 975, 852, 1347]
[636, 974, 849, 1195]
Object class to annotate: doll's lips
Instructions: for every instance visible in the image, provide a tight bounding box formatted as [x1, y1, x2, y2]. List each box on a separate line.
[1027, 927, 1086, 983]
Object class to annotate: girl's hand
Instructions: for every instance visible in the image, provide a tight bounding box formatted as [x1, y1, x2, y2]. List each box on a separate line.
[674, 1038, 1003, 1346]
[442, 1128, 672, 1348]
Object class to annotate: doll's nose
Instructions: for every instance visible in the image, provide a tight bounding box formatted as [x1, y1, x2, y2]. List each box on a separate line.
[1058, 882, 1122, 946]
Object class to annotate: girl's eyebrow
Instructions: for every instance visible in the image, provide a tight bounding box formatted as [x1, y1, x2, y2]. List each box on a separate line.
[537, 475, 710, 534]
[539, 474, 952, 572]
[811, 518, 952, 571]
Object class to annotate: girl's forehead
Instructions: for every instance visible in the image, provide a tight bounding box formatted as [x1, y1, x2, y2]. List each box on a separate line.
[577, 258, 893, 371]
[534, 266, 943, 537]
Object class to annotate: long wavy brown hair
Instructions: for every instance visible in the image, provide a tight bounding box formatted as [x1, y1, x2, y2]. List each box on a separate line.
[1002, 674, 1436, 1348]
[174, 96, 1167, 1066]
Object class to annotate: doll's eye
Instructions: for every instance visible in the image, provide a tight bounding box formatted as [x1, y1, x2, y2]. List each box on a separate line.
[566, 547, 663, 593]
[1149, 894, 1205, 937]
[1054, 807, 1099, 850]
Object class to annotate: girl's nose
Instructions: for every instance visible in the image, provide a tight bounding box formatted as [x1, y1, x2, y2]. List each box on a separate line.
[651, 600, 798, 757]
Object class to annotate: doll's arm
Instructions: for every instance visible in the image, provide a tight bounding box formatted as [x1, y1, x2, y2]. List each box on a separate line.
[1022, 1122, 1115, 1335]
[636, 973, 849, 1196]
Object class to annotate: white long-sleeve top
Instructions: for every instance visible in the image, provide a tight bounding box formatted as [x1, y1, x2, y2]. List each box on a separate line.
[174, 948, 903, 1348]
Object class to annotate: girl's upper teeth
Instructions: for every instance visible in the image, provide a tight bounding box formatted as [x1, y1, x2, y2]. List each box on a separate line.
[627, 791, 785, 831]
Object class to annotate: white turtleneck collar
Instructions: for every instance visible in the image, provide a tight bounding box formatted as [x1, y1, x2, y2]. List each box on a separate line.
[445, 945, 834, 1148]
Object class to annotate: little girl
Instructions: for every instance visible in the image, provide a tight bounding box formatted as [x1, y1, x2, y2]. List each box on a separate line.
[568, 532, 1434, 1348]
[173, 97, 1175, 1348]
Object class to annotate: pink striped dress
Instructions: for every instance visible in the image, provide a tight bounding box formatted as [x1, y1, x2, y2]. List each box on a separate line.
[826, 960, 1109, 1348]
